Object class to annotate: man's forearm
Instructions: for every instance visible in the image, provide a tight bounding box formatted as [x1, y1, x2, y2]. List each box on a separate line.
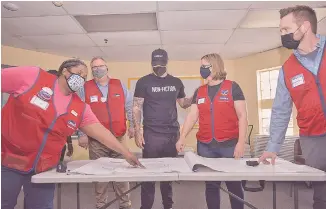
[124, 88, 134, 128]
[132, 97, 144, 134]
[267, 69, 293, 153]
[179, 97, 193, 109]
[133, 108, 142, 133]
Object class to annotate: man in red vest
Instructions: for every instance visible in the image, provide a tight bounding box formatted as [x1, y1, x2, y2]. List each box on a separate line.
[259, 5, 326, 209]
[77, 57, 134, 209]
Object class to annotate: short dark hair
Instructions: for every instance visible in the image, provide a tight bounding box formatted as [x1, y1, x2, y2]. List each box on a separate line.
[279, 5, 317, 34]
[47, 70, 59, 77]
[58, 59, 87, 75]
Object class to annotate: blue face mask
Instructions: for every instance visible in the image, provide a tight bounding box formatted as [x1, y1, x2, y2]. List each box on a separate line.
[200, 65, 212, 79]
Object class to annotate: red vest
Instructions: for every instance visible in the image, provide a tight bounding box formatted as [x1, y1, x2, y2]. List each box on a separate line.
[84, 79, 126, 137]
[196, 80, 239, 142]
[1, 69, 85, 173]
[283, 47, 326, 136]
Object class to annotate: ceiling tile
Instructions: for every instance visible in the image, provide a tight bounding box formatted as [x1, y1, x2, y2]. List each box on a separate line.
[63, 1, 157, 15]
[161, 30, 233, 44]
[158, 1, 251, 11]
[2, 16, 85, 36]
[228, 28, 281, 44]
[37, 47, 105, 61]
[101, 45, 161, 62]
[88, 31, 161, 46]
[1, 1, 67, 17]
[159, 10, 248, 30]
[20, 34, 96, 49]
[241, 8, 326, 28]
[1, 33, 35, 50]
[250, 1, 326, 10]
[75, 13, 157, 33]
[221, 41, 281, 59]
[163, 44, 224, 60]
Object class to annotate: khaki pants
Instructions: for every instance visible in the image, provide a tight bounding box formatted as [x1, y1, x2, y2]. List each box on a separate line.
[89, 136, 132, 209]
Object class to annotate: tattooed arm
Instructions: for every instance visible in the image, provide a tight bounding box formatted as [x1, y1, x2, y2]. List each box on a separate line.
[132, 97, 144, 134]
[132, 97, 145, 148]
[177, 79, 193, 109]
[177, 97, 193, 109]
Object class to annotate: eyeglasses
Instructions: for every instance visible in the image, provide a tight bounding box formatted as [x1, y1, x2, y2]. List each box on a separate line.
[91, 65, 107, 71]
[201, 64, 212, 69]
[67, 69, 87, 80]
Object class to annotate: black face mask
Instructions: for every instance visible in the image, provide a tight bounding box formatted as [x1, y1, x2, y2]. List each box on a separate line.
[281, 26, 303, 50]
[281, 33, 301, 49]
[153, 66, 166, 77]
[200, 65, 212, 79]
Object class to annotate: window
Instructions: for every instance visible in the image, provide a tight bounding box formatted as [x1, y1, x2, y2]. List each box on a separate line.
[258, 69, 279, 100]
[257, 67, 294, 136]
[259, 108, 294, 136]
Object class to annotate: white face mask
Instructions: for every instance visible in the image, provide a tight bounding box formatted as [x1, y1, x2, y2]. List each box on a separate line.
[66, 74, 85, 92]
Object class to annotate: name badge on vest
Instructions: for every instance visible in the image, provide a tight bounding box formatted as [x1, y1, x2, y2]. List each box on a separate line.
[71, 110, 78, 117]
[30, 95, 49, 110]
[101, 97, 107, 102]
[198, 98, 205, 104]
[219, 96, 229, 102]
[90, 95, 98, 103]
[291, 74, 305, 88]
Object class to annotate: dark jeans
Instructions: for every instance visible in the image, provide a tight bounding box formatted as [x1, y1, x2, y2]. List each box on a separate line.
[197, 141, 244, 209]
[1, 166, 55, 209]
[140, 129, 179, 209]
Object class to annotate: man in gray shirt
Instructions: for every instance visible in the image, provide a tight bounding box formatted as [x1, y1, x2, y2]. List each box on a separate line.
[258, 6, 326, 209]
[77, 57, 134, 209]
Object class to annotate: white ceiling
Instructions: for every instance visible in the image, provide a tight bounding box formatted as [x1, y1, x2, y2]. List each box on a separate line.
[2, 1, 326, 62]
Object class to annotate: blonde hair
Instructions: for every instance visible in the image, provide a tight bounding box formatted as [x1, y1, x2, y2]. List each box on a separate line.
[201, 53, 226, 80]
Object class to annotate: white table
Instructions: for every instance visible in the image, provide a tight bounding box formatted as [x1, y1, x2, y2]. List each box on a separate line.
[32, 159, 326, 209]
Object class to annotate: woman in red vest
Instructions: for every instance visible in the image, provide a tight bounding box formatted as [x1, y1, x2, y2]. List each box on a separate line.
[1, 59, 142, 209]
[176, 53, 248, 209]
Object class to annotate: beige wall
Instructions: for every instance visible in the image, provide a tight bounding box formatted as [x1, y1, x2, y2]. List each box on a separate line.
[1, 45, 293, 160]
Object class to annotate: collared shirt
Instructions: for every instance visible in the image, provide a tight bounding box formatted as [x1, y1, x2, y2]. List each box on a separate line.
[77, 78, 133, 136]
[267, 34, 326, 153]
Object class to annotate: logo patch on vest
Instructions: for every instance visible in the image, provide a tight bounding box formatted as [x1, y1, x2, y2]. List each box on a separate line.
[37, 87, 53, 101]
[221, 90, 229, 95]
[90, 95, 98, 103]
[198, 98, 205, 104]
[67, 120, 76, 130]
[114, 94, 120, 97]
[291, 74, 305, 88]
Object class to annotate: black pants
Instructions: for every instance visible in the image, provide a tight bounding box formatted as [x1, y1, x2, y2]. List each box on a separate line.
[60, 144, 66, 162]
[140, 129, 178, 209]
